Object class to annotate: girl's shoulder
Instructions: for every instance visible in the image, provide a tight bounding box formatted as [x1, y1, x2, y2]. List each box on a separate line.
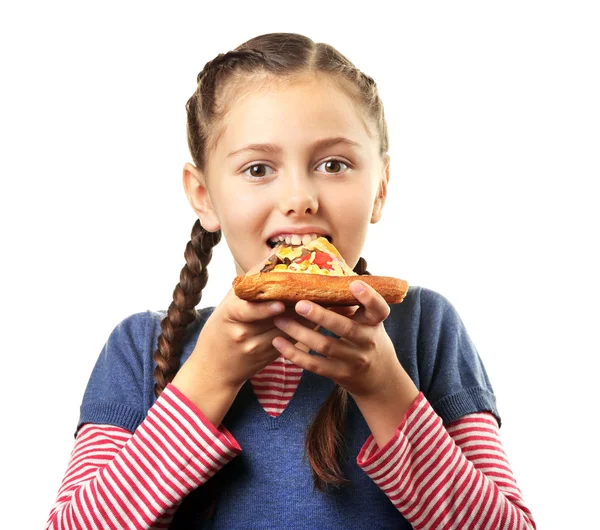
[76, 306, 219, 438]
[389, 286, 501, 425]
[143, 306, 217, 336]
[388, 284, 462, 329]
[400, 284, 456, 309]
[151, 306, 216, 322]
[90, 307, 218, 379]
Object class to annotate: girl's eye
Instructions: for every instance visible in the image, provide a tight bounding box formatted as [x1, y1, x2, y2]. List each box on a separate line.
[243, 164, 275, 180]
[242, 159, 349, 180]
[316, 159, 349, 174]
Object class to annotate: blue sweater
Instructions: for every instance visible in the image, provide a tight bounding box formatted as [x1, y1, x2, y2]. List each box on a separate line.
[77, 286, 500, 529]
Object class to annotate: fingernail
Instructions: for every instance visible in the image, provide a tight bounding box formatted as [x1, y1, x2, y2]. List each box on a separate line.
[296, 301, 310, 314]
[351, 281, 365, 295]
[270, 302, 284, 313]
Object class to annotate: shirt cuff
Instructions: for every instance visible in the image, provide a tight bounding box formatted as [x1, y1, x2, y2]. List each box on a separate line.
[356, 391, 426, 468]
[165, 383, 242, 456]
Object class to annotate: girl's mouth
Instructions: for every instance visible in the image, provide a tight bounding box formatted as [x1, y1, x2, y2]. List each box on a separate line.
[266, 234, 332, 249]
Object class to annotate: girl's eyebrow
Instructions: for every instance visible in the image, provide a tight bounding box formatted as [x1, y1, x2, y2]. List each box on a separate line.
[227, 136, 361, 159]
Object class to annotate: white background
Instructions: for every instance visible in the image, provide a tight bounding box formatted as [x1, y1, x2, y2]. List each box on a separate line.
[1, 1, 598, 528]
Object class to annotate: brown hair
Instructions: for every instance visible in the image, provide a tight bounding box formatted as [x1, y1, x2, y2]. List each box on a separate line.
[153, 32, 388, 515]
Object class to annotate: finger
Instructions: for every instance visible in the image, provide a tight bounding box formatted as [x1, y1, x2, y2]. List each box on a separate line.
[274, 312, 361, 356]
[292, 300, 368, 345]
[272, 336, 339, 377]
[226, 292, 287, 324]
[248, 325, 302, 356]
[280, 306, 316, 329]
[261, 317, 315, 345]
[327, 305, 359, 318]
[224, 301, 317, 349]
[349, 280, 391, 326]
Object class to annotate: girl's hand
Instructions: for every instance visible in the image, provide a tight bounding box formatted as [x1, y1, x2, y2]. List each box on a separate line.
[186, 252, 315, 391]
[271, 280, 405, 398]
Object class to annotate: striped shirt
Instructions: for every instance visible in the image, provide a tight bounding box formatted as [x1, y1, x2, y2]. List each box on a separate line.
[47, 355, 536, 529]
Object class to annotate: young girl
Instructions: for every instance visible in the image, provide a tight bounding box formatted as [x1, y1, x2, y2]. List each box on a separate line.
[47, 33, 536, 529]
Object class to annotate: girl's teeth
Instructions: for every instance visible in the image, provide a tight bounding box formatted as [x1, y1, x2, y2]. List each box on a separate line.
[269, 233, 327, 246]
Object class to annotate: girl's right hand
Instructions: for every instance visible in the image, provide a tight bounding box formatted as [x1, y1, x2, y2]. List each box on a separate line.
[186, 251, 305, 391]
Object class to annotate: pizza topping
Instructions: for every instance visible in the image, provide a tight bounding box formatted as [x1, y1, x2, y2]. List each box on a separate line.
[260, 236, 357, 276]
[293, 251, 312, 264]
[312, 251, 334, 270]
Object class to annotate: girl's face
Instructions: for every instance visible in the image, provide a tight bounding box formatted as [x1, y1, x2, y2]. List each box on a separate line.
[183, 73, 389, 276]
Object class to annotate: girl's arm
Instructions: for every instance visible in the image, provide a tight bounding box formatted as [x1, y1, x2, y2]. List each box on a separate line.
[271, 285, 535, 529]
[46, 384, 241, 530]
[356, 392, 536, 530]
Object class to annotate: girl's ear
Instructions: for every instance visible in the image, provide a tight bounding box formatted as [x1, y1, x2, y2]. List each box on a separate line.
[182, 162, 221, 232]
[371, 155, 390, 224]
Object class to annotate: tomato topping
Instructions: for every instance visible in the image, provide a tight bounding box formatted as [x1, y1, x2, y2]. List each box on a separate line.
[293, 252, 312, 264]
[312, 251, 334, 270]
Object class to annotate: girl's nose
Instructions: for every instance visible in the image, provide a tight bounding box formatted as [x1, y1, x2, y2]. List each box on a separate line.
[278, 174, 319, 216]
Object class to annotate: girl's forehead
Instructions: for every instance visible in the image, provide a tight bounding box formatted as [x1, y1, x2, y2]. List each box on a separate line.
[215, 75, 374, 157]
[227, 73, 358, 119]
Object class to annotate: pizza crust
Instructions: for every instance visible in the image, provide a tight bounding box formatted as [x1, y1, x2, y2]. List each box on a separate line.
[232, 272, 409, 305]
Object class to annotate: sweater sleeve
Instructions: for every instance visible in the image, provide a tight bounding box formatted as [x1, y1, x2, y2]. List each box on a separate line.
[356, 392, 536, 530]
[46, 383, 241, 530]
[413, 288, 501, 426]
[74, 311, 163, 436]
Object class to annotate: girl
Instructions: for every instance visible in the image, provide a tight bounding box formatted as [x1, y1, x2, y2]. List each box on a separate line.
[47, 33, 536, 529]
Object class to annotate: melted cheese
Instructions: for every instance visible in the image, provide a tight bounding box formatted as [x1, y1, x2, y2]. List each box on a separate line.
[304, 237, 344, 260]
[274, 246, 304, 261]
[270, 236, 357, 276]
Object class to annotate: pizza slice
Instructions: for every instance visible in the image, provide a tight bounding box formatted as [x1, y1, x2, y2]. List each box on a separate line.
[233, 237, 408, 305]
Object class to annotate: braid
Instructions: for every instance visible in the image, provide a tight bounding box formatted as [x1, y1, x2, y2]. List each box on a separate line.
[152, 220, 221, 399]
[198, 49, 266, 83]
[196, 49, 267, 106]
[359, 71, 377, 88]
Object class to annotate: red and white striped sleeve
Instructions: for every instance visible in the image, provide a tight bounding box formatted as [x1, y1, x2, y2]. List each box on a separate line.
[46, 383, 241, 530]
[357, 392, 536, 530]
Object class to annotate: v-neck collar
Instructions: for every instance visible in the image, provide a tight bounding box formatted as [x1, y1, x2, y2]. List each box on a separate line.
[230, 326, 339, 430]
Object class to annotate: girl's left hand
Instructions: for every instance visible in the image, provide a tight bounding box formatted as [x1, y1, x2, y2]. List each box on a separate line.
[272, 280, 403, 398]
